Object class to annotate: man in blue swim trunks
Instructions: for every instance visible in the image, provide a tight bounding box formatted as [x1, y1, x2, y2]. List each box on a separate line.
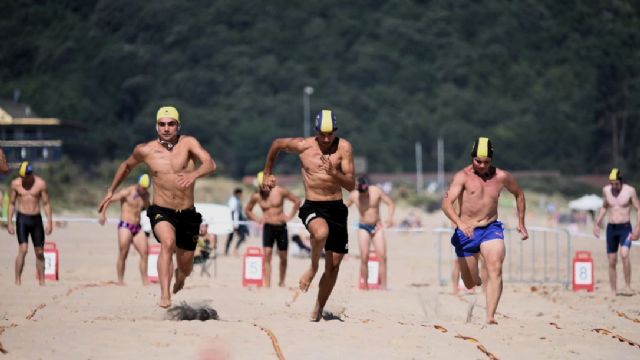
[261, 109, 355, 321]
[593, 168, 640, 295]
[99, 174, 152, 285]
[441, 137, 528, 324]
[345, 176, 395, 290]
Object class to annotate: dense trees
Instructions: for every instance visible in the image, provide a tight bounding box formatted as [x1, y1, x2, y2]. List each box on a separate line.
[1, 0, 638, 178]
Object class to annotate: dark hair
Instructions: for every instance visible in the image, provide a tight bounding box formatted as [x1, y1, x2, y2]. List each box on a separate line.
[233, 187, 243, 195]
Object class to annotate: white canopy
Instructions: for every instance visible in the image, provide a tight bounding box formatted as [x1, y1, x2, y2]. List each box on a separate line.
[568, 194, 603, 212]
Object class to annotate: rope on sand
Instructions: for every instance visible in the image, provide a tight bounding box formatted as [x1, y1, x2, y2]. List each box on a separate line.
[253, 323, 286, 360]
[25, 304, 46, 320]
[0, 324, 17, 354]
[592, 328, 640, 349]
[614, 311, 640, 324]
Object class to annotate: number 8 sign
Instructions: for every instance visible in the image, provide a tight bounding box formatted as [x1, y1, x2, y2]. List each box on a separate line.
[572, 251, 594, 292]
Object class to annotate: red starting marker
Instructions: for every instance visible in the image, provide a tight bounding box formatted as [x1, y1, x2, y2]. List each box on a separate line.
[359, 252, 381, 290]
[242, 246, 264, 287]
[43, 241, 59, 281]
[147, 244, 161, 283]
[572, 251, 594, 292]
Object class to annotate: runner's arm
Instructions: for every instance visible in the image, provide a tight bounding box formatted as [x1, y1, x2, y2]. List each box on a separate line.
[7, 184, 17, 233]
[630, 188, 640, 239]
[380, 189, 396, 226]
[282, 188, 301, 221]
[0, 148, 8, 174]
[99, 145, 144, 212]
[441, 171, 466, 228]
[262, 138, 305, 189]
[504, 171, 528, 240]
[188, 136, 217, 179]
[41, 181, 53, 235]
[333, 140, 356, 191]
[244, 194, 261, 223]
[593, 189, 608, 237]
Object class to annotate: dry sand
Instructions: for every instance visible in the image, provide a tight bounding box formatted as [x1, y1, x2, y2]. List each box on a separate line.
[1, 209, 639, 359]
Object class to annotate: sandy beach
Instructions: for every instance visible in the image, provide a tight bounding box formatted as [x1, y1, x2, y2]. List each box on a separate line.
[1, 208, 639, 360]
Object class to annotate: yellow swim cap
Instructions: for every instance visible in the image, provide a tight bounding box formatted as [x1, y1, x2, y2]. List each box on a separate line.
[256, 171, 264, 187]
[156, 106, 180, 123]
[314, 110, 338, 133]
[609, 168, 621, 181]
[138, 174, 150, 189]
[471, 137, 494, 158]
[18, 161, 33, 177]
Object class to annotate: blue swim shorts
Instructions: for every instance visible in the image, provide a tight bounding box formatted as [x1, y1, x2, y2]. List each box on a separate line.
[451, 220, 504, 257]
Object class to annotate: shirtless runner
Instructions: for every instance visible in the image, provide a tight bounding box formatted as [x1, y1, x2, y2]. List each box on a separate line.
[593, 168, 640, 295]
[441, 137, 528, 324]
[261, 109, 355, 321]
[98, 106, 216, 308]
[345, 176, 395, 290]
[245, 172, 301, 287]
[99, 174, 151, 285]
[8, 161, 53, 285]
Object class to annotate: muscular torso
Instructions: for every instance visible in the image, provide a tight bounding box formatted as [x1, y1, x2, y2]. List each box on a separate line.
[256, 187, 288, 224]
[299, 137, 345, 201]
[603, 184, 635, 224]
[352, 186, 384, 224]
[11, 176, 46, 215]
[119, 185, 148, 224]
[457, 166, 506, 227]
[140, 137, 197, 209]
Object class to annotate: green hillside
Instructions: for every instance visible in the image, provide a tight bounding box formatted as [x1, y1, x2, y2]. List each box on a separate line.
[2, 0, 639, 178]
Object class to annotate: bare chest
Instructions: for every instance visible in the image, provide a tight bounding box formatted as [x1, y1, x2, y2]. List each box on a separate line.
[145, 147, 193, 175]
[16, 185, 41, 199]
[356, 193, 381, 210]
[300, 148, 342, 173]
[605, 191, 632, 208]
[463, 177, 503, 200]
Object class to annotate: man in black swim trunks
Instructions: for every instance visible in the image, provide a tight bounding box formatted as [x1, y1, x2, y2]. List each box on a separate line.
[245, 171, 301, 287]
[98, 106, 216, 308]
[262, 109, 355, 321]
[7, 162, 53, 285]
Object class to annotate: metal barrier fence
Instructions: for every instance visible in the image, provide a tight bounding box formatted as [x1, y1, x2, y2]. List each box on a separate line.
[435, 226, 572, 288]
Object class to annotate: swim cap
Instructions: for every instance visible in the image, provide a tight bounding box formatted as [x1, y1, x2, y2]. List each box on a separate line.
[18, 161, 33, 177]
[138, 174, 150, 189]
[357, 177, 369, 193]
[609, 168, 622, 181]
[471, 137, 494, 158]
[156, 106, 180, 123]
[256, 171, 264, 187]
[314, 110, 338, 133]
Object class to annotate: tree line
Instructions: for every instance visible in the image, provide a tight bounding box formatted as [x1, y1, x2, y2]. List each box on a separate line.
[1, 0, 638, 179]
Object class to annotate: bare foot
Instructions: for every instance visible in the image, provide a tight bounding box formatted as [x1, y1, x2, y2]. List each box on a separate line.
[486, 318, 498, 325]
[116, 281, 125, 286]
[309, 305, 323, 322]
[278, 282, 286, 288]
[159, 298, 171, 309]
[15, 279, 21, 286]
[173, 269, 185, 294]
[299, 267, 317, 293]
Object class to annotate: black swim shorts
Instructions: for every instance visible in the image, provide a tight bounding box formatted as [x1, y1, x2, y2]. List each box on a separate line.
[16, 212, 45, 247]
[147, 205, 202, 251]
[262, 223, 289, 251]
[298, 200, 349, 254]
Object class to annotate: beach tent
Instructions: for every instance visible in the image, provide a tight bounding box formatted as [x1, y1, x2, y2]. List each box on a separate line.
[568, 194, 603, 212]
